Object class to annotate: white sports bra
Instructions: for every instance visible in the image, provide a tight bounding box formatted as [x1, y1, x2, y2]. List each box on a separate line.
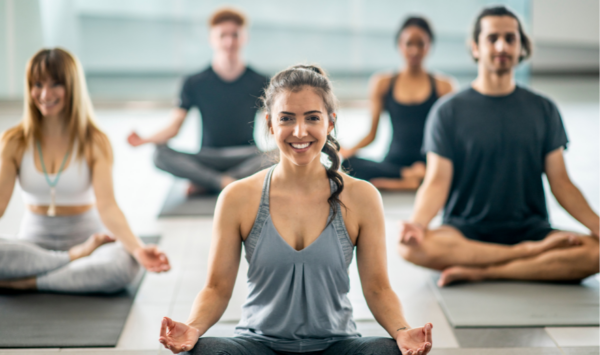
[18, 142, 95, 206]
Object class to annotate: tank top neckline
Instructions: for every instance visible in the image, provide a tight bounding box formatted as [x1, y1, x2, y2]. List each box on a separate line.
[29, 141, 79, 177]
[388, 72, 438, 107]
[263, 166, 335, 253]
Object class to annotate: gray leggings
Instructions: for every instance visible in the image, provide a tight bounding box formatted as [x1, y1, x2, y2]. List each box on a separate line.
[186, 337, 401, 355]
[153, 145, 274, 191]
[0, 209, 140, 293]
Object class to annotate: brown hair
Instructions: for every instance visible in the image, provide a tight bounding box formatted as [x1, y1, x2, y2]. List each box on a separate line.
[209, 8, 246, 27]
[1, 48, 112, 165]
[262, 64, 344, 220]
[471, 5, 532, 62]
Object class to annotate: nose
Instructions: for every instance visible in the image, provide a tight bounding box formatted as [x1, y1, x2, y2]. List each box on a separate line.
[40, 86, 51, 101]
[293, 121, 307, 138]
[495, 38, 508, 52]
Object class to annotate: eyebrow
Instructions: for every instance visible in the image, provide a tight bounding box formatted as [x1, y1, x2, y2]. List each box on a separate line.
[279, 110, 322, 115]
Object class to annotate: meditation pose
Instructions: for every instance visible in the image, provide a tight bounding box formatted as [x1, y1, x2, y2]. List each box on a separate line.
[159, 65, 433, 355]
[0, 48, 170, 292]
[341, 17, 454, 191]
[398, 6, 599, 286]
[128, 8, 270, 194]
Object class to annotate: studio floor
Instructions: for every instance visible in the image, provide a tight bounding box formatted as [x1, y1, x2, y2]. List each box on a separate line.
[0, 76, 598, 354]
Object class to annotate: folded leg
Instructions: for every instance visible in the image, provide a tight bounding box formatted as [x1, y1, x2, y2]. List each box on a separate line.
[154, 145, 224, 191]
[185, 337, 276, 355]
[342, 157, 401, 181]
[37, 243, 140, 294]
[0, 238, 70, 280]
[323, 337, 400, 355]
[439, 232, 599, 285]
[226, 150, 275, 180]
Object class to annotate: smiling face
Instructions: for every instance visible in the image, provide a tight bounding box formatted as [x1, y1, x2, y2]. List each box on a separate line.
[30, 76, 66, 118]
[268, 87, 334, 167]
[209, 21, 246, 60]
[398, 26, 431, 69]
[472, 16, 522, 75]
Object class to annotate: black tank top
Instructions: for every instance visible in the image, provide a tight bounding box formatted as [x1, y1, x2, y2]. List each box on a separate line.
[383, 73, 439, 166]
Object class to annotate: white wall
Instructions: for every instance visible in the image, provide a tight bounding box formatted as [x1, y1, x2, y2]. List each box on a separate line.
[0, 0, 44, 99]
[531, 0, 599, 72]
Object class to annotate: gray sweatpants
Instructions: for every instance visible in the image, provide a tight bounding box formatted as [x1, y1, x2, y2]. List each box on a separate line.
[0, 209, 140, 293]
[153, 145, 274, 191]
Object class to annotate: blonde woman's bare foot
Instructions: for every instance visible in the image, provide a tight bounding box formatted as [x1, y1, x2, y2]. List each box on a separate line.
[68, 233, 115, 261]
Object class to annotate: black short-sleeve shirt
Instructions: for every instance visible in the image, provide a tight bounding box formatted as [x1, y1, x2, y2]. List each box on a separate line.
[423, 86, 568, 234]
[179, 66, 269, 148]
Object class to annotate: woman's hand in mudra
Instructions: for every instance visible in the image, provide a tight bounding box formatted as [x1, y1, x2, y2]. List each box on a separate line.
[133, 245, 171, 272]
[159, 317, 201, 354]
[395, 323, 433, 355]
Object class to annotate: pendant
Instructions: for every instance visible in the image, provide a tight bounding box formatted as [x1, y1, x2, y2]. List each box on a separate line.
[47, 186, 56, 217]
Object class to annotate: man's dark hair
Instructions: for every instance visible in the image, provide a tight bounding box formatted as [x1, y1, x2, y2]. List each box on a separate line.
[471, 6, 532, 62]
[395, 16, 435, 45]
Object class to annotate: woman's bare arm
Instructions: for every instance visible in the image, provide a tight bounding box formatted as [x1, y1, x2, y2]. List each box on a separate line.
[348, 178, 433, 353]
[348, 179, 412, 336]
[184, 182, 247, 333]
[0, 135, 20, 218]
[91, 140, 169, 272]
[340, 74, 389, 158]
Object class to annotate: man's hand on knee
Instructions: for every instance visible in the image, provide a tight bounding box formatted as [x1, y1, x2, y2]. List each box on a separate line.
[399, 221, 425, 246]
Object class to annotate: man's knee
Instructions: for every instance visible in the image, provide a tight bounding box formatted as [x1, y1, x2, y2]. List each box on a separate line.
[187, 337, 255, 355]
[153, 145, 170, 171]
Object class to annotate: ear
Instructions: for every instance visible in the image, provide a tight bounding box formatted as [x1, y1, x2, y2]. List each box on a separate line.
[470, 40, 480, 61]
[265, 113, 274, 135]
[327, 113, 336, 134]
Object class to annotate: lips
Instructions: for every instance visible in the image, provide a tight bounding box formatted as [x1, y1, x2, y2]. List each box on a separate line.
[288, 142, 313, 152]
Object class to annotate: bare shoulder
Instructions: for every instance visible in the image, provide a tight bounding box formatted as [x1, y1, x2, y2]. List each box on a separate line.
[339, 173, 383, 212]
[218, 169, 267, 213]
[0, 126, 25, 163]
[433, 73, 458, 96]
[369, 72, 394, 97]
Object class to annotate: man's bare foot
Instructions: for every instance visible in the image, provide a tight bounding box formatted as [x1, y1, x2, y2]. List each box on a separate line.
[0, 277, 37, 290]
[438, 266, 485, 287]
[519, 232, 582, 258]
[68, 233, 115, 261]
[370, 177, 421, 191]
[186, 183, 207, 196]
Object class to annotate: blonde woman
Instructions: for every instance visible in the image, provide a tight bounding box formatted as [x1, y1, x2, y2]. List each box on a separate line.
[0, 48, 170, 293]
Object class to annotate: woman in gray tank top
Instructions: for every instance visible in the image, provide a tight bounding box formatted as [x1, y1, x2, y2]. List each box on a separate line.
[159, 65, 433, 355]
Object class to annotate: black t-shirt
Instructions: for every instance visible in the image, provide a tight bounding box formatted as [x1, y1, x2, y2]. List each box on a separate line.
[423, 86, 568, 233]
[179, 66, 269, 148]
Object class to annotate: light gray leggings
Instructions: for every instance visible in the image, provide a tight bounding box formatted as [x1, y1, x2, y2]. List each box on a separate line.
[0, 209, 140, 293]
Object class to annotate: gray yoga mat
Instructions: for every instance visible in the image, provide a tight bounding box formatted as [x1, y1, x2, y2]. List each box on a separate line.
[0, 236, 160, 348]
[430, 275, 599, 328]
[158, 179, 219, 217]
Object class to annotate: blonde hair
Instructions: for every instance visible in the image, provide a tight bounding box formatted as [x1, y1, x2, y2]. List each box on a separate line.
[1, 48, 111, 164]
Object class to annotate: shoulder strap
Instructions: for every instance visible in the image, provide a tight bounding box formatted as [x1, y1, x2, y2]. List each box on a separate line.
[243, 165, 276, 264]
[429, 74, 438, 99]
[328, 178, 355, 268]
[387, 73, 399, 97]
[259, 165, 276, 209]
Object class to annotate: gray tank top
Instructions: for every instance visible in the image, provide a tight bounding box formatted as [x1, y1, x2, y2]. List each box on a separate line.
[234, 166, 360, 352]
